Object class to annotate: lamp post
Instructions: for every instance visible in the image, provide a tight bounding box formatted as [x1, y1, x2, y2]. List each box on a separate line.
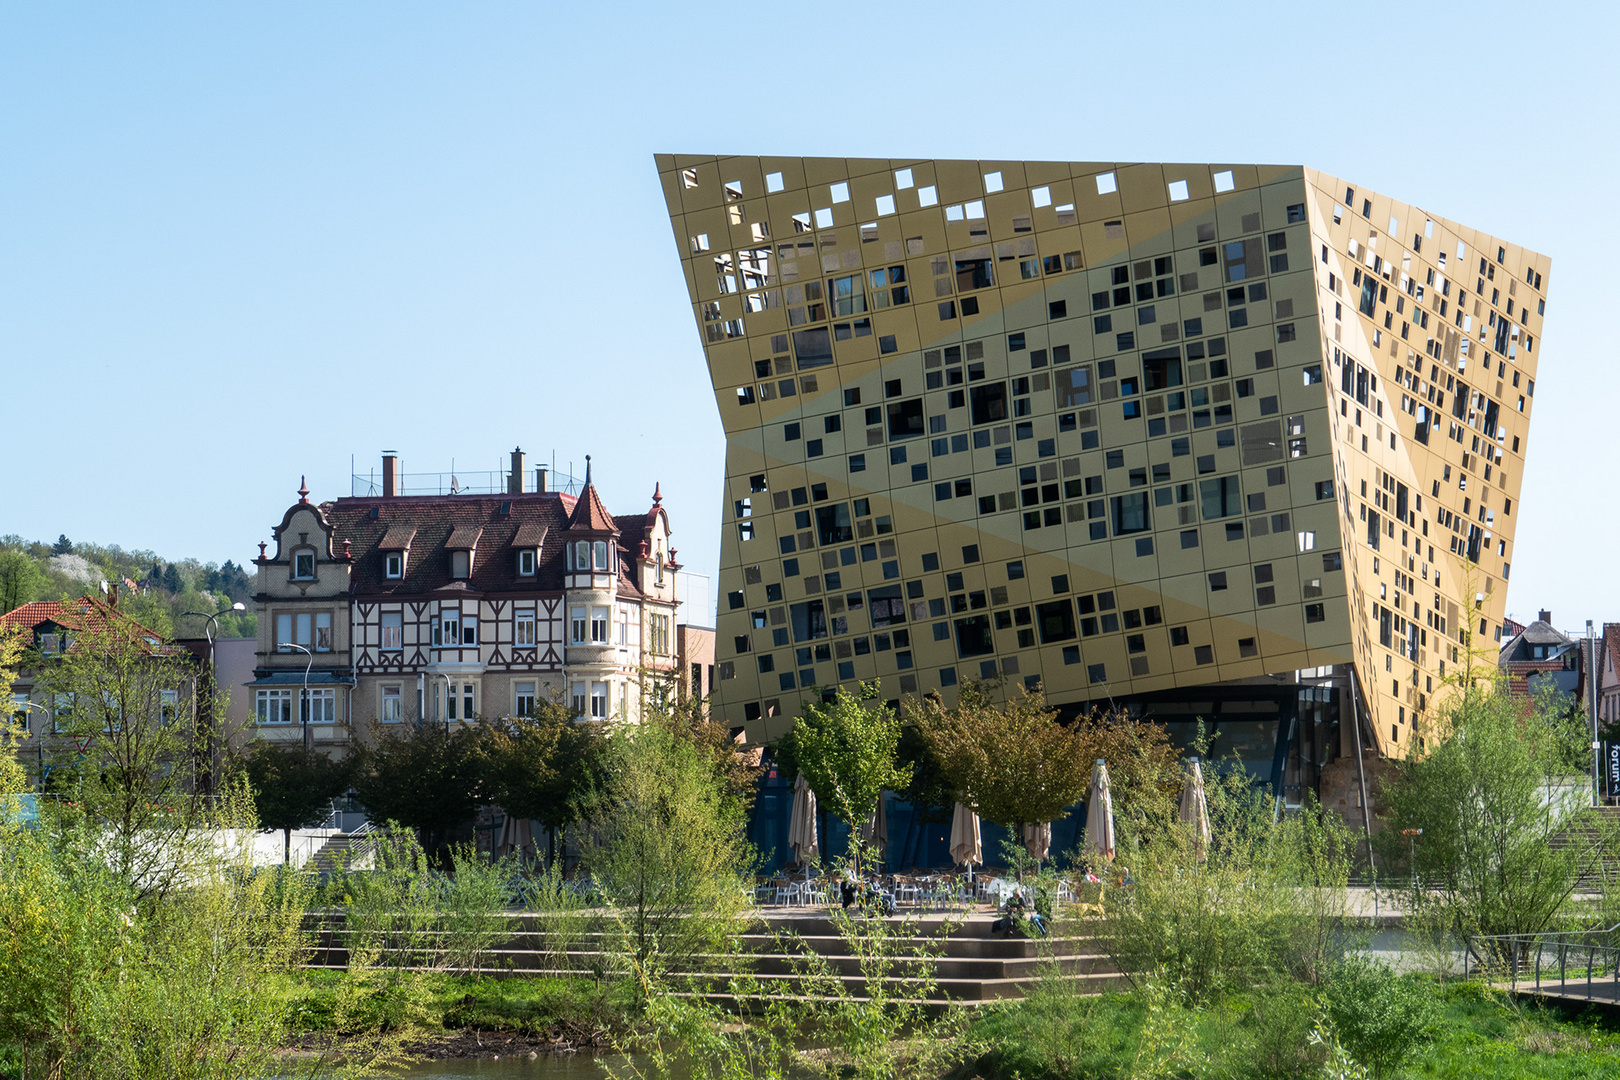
[435, 672, 453, 736]
[16, 700, 49, 786]
[181, 603, 246, 794]
[1402, 827, 1423, 890]
[278, 642, 314, 751]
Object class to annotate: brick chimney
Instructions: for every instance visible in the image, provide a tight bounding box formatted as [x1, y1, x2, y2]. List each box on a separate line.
[509, 447, 527, 495]
[382, 452, 399, 498]
[536, 466, 548, 493]
[1539, 609, 1553, 625]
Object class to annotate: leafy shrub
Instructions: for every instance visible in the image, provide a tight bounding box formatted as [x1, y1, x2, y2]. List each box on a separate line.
[1323, 957, 1436, 1078]
[1234, 981, 1327, 1079]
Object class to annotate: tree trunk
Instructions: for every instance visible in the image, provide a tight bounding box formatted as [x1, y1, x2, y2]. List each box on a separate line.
[283, 827, 291, 865]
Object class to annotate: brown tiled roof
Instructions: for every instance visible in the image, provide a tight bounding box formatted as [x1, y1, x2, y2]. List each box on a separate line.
[445, 526, 484, 549]
[378, 525, 417, 550]
[567, 484, 620, 534]
[511, 522, 548, 548]
[323, 490, 646, 598]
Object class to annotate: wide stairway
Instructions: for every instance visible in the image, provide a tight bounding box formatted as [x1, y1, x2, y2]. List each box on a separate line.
[305, 908, 1122, 1005]
[1551, 806, 1620, 889]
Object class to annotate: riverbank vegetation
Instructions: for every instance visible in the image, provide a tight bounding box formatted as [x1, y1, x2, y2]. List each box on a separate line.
[6, 614, 1620, 1079]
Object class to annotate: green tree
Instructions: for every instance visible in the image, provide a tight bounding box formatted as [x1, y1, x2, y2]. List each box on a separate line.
[913, 681, 1092, 876]
[657, 691, 766, 816]
[51, 534, 73, 555]
[1378, 675, 1614, 960]
[480, 699, 603, 862]
[581, 719, 754, 985]
[780, 682, 911, 878]
[0, 548, 46, 613]
[36, 616, 229, 899]
[352, 720, 487, 860]
[241, 740, 355, 862]
[161, 562, 183, 593]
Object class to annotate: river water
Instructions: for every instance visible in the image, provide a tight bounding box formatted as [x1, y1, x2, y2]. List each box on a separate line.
[402, 1052, 617, 1078]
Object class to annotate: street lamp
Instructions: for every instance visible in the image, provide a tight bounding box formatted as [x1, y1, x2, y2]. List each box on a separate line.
[277, 642, 314, 751]
[435, 672, 453, 736]
[15, 700, 49, 785]
[181, 603, 246, 793]
[1401, 827, 1423, 890]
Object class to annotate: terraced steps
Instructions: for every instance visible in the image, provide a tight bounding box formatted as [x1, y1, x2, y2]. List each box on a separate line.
[302, 908, 1122, 1004]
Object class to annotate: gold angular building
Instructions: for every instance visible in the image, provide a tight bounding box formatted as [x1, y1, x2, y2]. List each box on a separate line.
[658, 155, 1546, 779]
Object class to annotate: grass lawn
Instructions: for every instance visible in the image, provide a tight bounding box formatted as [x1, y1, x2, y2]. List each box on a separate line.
[968, 977, 1620, 1079]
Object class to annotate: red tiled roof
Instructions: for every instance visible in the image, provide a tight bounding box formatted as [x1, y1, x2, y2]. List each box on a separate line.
[567, 484, 620, 534]
[0, 595, 169, 650]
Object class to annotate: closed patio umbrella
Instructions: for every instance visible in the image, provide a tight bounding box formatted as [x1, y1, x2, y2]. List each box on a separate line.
[949, 802, 981, 881]
[1179, 758, 1211, 860]
[1084, 760, 1116, 864]
[789, 772, 819, 866]
[1023, 821, 1051, 862]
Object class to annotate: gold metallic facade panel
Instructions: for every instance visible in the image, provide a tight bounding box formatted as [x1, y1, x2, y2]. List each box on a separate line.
[659, 156, 1545, 754]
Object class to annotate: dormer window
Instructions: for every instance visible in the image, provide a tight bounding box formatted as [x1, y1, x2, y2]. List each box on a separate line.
[292, 549, 316, 580]
[385, 552, 404, 579]
[38, 632, 60, 656]
[518, 549, 536, 576]
[451, 550, 471, 579]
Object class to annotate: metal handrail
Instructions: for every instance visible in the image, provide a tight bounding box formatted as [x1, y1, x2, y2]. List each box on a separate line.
[1464, 924, 1620, 999]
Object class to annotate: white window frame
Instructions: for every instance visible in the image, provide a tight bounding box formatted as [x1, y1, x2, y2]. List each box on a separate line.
[302, 688, 336, 725]
[451, 550, 471, 579]
[461, 613, 478, 646]
[437, 609, 460, 647]
[385, 551, 404, 578]
[276, 613, 293, 651]
[462, 682, 476, 720]
[315, 611, 333, 652]
[590, 606, 610, 644]
[590, 681, 609, 719]
[514, 611, 536, 647]
[380, 685, 402, 723]
[381, 611, 403, 651]
[571, 681, 586, 715]
[513, 680, 537, 717]
[518, 549, 536, 576]
[256, 688, 294, 724]
[571, 606, 588, 645]
[593, 540, 609, 570]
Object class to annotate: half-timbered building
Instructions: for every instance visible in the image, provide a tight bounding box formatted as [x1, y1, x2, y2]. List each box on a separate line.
[250, 450, 681, 750]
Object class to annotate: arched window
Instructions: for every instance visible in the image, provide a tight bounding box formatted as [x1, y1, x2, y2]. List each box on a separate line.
[593, 540, 609, 570]
[574, 541, 589, 570]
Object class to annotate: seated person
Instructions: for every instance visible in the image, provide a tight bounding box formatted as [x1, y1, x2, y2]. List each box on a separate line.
[991, 888, 1048, 936]
[840, 876, 897, 916]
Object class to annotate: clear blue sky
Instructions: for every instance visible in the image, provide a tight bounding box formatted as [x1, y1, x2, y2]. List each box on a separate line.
[1, 2, 1613, 630]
